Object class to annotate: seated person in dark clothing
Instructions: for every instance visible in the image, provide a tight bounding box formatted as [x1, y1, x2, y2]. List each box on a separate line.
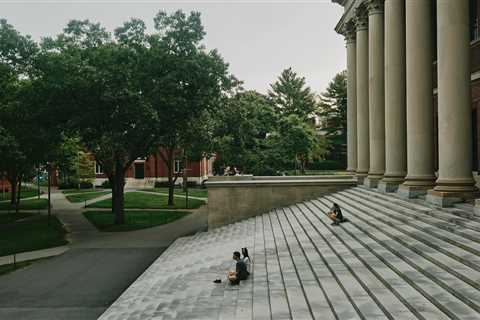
[329, 202, 345, 226]
[228, 251, 248, 285]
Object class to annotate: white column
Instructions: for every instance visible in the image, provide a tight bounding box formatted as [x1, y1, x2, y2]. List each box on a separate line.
[365, 0, 385, 188]
[346, 24, 357, 174]
[398, 0, 436, 198]
[427, 0, 477, 206]
[355, 7, 369, 184]
[379, 0, 406, 192]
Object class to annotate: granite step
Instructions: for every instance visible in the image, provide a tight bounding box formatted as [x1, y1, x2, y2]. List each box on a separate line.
[322, 194, 480, 317]
[99, 187, 480, 320]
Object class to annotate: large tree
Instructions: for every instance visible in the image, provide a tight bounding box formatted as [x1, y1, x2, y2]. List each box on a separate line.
[268, 67, 318, 119]
[39, 20, 157, 224]
[143, 11, 235, 205]
[0, 19, 57, 210]
[318, 71, 347, 167]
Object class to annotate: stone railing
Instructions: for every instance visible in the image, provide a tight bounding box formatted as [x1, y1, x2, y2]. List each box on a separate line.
[205, 176, 357, 229]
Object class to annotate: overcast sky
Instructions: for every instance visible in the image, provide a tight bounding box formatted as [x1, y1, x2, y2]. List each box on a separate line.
[0, 0, 345, 94]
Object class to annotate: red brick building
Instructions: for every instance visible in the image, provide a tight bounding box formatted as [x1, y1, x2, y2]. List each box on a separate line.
[94, 151, 214, 188]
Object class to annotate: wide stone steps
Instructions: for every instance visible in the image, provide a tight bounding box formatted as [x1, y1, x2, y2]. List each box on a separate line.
[99, 187, 480, 320]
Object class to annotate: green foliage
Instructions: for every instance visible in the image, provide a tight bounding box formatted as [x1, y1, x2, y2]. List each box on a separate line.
[268, 67, 317, 119]
[318, 71, 347, 167]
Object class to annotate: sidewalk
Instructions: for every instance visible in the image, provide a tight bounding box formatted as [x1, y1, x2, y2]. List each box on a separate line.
[0, 245, 69, 266]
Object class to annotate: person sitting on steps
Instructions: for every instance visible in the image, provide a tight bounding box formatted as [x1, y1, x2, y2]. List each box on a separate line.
[241, 247, 251, 275]
[329, 202, 345, 226]
[228, 251, 248, 285]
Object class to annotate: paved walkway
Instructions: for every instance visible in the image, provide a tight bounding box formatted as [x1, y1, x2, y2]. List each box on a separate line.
[0, 189, 208, 319]
[99, 187, 480, 320]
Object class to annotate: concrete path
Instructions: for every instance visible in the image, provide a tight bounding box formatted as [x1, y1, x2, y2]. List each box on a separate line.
[0, 246, 69, 267]
[0, 190, 208, 320]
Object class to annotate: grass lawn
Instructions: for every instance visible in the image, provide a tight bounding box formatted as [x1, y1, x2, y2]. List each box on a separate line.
[0, 199, 49, 210]
[0, 216, 67, 256]
[84, 210, 190, 232]
[0, 187, 42, 201]
[146, 187, 208, 198]
[88, 192, 206, 209]
[66, 191, 111, 203]
[0, 211, 37, 224]
[62, 188, 108, 194]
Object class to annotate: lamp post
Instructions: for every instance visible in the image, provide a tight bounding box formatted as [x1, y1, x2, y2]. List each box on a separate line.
[47, 162, 51, 225]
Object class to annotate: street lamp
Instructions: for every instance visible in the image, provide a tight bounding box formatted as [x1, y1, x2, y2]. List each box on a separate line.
[46, 161, 51, 225]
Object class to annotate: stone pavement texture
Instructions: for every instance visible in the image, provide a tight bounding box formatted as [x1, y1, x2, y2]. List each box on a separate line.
[0, 190, 208, 319]
[99, 186, 480, 320]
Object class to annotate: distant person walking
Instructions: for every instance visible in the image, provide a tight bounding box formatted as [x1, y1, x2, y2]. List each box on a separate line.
[329, 202, 345, 226]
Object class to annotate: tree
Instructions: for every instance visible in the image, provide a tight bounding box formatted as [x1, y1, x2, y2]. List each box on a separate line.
[213, 90, 278, 175]
[0, 20, 57, 211]
[318, 71, 347, 167]
[268, 67, 318, 119]
[39, 20, 157, 224]
[144, 11, 235, 206]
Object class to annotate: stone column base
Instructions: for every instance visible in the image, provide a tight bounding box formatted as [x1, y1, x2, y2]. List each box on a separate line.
[397, 176, 436, 199]
[356, 172, 368, 185]
[364, 174, 383, 189]
[426, 180, 478, 207]
[378, 181, 400, 193]
[378, 175, 405, 193]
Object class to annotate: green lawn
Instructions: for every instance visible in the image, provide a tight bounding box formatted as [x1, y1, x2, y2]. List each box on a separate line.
[88, 192, 205, 209]
[62, 188, 107, 194]
[0, 216, 67, 256]
[66, 191, 111, 203]
[0, 188, 42, 201]
[84, 210, 190, 232]
[0, 199, 49, 210]
[0, 211, 37, 224]
[146, 187, 208, 198]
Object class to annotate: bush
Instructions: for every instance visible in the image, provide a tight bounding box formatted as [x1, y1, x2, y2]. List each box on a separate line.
[58, 181, 77, 190]
[307, 160, 345, 171]
[154, 181, 170, 188]
[79, 181, 93, 189]
[100, 180, 112, 189]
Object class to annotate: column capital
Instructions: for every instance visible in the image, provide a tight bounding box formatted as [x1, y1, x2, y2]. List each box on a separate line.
[367, 0, 385, 15]
[354, 5, 369, 31]
[344, 20, 356, 43]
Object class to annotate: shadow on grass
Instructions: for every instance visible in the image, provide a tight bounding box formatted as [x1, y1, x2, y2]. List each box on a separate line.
[83, 210, 190, 232]
[88, 192, 205, 210]
[0, 215, 67, 256]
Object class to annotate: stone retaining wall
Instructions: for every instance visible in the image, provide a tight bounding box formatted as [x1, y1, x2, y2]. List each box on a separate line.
[205, 178, 356, 229]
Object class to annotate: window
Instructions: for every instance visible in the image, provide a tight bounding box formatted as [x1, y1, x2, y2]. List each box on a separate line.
[95, 162, 103, 174]
[174, 160, 183, 173]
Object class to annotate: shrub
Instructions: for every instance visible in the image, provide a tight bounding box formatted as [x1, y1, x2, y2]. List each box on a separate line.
[58, 181, 77, 190]
[307, 160, 345, 171]
[79, 181, 93, 189]
[100, 180, 112, 189]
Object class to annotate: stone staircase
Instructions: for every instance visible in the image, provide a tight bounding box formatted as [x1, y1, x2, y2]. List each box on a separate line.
[99, 187, 480, 320]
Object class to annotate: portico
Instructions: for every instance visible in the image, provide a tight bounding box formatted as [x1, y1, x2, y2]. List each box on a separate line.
[335, 0, 479, 206]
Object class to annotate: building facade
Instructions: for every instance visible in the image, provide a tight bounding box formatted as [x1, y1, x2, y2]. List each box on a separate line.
[333, 0, 480, 206]
[94, 151, 214, 188]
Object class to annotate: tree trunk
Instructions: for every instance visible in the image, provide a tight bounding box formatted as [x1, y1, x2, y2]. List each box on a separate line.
[182, 152, 188, 192]
[16, 178, 22, 214]
[112, 163, 126, 225]
[166, 150, 175, 206]
[8, 176, 17, 205]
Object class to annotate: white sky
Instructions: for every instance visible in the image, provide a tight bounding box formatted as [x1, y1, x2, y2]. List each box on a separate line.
[0, 0, 345, 94]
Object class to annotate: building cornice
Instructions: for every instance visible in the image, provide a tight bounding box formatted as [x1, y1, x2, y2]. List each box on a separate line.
[334, 0, 368, 34]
